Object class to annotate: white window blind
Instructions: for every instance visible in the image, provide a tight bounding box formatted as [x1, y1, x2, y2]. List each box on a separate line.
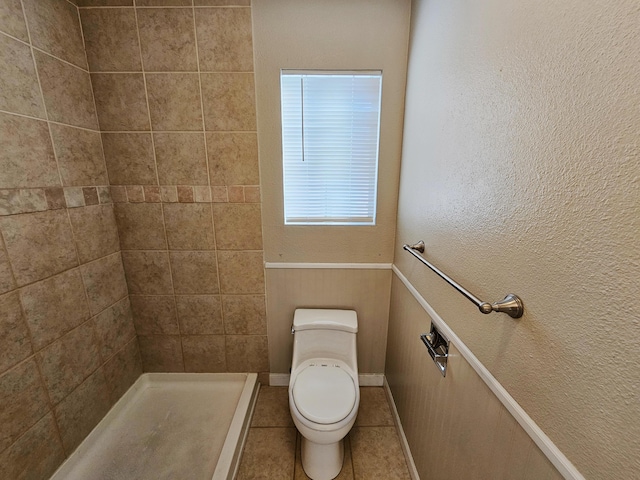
[281, 71, 382, 225]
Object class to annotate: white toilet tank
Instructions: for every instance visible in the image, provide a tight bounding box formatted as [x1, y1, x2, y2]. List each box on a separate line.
[291, 309, 358, 370]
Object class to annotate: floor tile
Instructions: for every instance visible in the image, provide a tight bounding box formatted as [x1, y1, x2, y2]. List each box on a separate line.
[294, 432, 354, 480]
[251, 386, 294, 427]
[350, 426, 411, 479]
[237, 427, 296, 480]
[355, 387, 394, 427]
[242, 386, 411, 480]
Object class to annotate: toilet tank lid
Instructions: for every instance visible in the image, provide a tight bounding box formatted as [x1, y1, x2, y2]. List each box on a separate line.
[293, 309, 358, 333]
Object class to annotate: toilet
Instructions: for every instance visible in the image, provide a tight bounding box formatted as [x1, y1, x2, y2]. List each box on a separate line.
[289, 308, 360, 480]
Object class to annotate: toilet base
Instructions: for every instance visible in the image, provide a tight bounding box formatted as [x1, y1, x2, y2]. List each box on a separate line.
[301, 437, 344, 480]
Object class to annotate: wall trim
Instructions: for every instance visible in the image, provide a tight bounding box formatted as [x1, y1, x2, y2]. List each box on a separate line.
[265, 262, 393, 270]
[358, 374, 385, 386]
[391, 265, 585, 480]
[269, 373, 384, 387]
[269, 373, 291, 386]
[384, 376, 420, 480]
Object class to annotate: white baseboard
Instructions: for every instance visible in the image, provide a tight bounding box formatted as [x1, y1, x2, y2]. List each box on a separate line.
[358, 373, 384, 386]
[268, 373, 290, 386]
[265, 262, 392, 270]
[384, 376, 420, 480]
[269, 373, 384, 387]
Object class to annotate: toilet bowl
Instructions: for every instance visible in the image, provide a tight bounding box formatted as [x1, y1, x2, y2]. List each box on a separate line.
[289, 309, 359, 480]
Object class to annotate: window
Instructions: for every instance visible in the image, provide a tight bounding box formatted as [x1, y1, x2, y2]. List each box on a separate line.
[280, 70, 382, 225]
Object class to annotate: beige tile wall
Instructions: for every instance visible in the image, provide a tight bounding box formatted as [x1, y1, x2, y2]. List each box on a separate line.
[78, 1, 267, 375]
[386, 274, 563, 480]
[0, 0, 141, 478]
[266, 268, 392, 374]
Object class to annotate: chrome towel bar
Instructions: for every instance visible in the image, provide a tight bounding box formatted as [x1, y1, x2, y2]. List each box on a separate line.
[403, 241, 524, 318]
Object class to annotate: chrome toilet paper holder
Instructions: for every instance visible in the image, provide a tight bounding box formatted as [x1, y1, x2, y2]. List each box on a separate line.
[421, 323, 449, 377]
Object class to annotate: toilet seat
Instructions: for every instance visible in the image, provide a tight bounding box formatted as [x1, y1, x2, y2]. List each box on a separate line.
[292, 364, 356, 425]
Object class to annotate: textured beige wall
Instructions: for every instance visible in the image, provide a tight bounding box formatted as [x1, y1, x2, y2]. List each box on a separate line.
[252, 0, 410, 263]
[391, 0, 640, 478]
[266, 268, 391, 374]
[387, 275, 563, 480]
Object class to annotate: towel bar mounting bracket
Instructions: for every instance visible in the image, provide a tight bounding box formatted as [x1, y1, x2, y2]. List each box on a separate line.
[404, 241, 524, 319]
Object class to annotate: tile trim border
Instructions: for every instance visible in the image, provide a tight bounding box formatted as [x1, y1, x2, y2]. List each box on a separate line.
[392, 265, 585, 480]
[0, 184, 262, 216]
[0, 186, 111, 216]
[111, 185, 261, 204]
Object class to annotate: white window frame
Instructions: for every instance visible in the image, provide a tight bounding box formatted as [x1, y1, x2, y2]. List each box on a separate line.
[280, 70, 383, 226]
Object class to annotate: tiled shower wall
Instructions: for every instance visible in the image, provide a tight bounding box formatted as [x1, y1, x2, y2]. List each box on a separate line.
[0, 0, 140, 478]
[78, 0, 268, 374]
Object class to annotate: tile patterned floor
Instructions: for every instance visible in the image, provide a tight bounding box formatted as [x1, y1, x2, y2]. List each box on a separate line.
[237, 386, 412, 479]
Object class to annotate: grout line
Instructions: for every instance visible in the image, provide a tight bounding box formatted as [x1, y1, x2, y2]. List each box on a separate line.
[64, 207, 103, 368]
[100, 129, 257, 134]
[2, 249, 122, 300]
[128, 292, 262, 297]
[20, 2, 65, 191]
[343, 430, 356, 477]
[0, 108, 102, 133]
[246, 3, 267, 305]
[293, 431, 299, 479]
[44, 324, 112, 457]
[0, 184, 111, 189]
[20, 269, 128, 355]
[0, 101, 50, 122]
[72, 248, 121, 269]
[99, 323, 137, 367]
[88, 70, 254, 74]
[0, 106, 257, 137]
[75, 1, 114, 199]
[0, 231, 19, 297]
[244, 12, 267, 304]
[18, 2, 111, 425]
[5, 224, 60, 450]
[42, 339, 113, 453]
[117, 248, 264, 254]
[3, 0, 128, 461]
[0, 28, 30, 47]
[133, 0, 194, 5]
[132, 3, 185, 372]
[31, 45, 90, 74]
[78, 5, 252, 10]
[0, 402, 57, 459]
[0, 351, 38, 387]
[0, 205, 96, 219]
[41, 316, 107, 372]
[0, 30, 91, 74]
[131, 7, 153, 134]
[2, 182, 256, 189]
[87, 310, 108, 366]
[90, 292, 129, 325]
[191, 0, 226, 346]
[62, 136, 90, 304]
[128, 332, 263, 336]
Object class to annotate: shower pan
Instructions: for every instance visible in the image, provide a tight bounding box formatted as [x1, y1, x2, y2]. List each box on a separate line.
[50, 373, 259, 480]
